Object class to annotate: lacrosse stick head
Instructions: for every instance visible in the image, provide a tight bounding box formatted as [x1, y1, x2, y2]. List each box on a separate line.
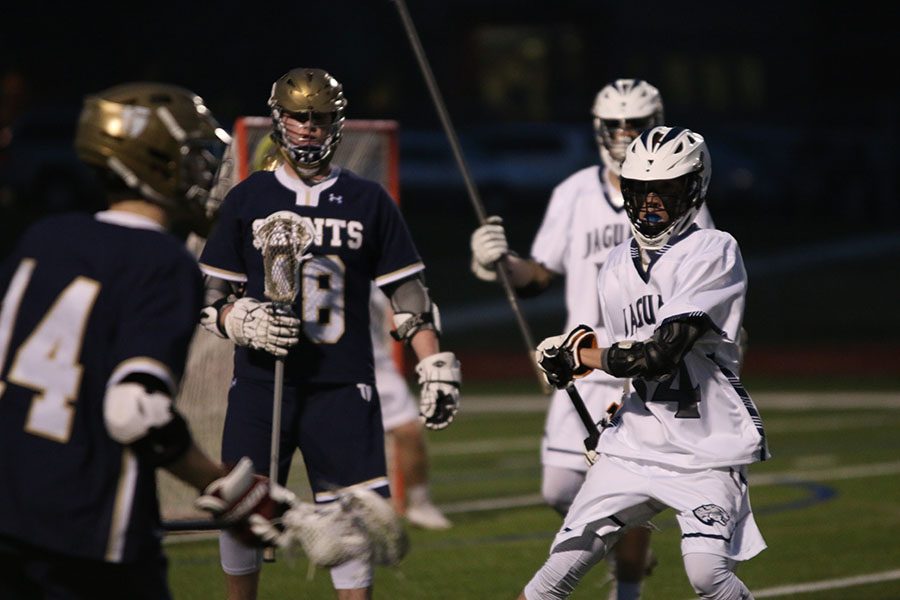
[280, 502, 370, 568]
[251, 211, 315, 305]
[279, 486, 409, 568]
[339, 487, 409, 566]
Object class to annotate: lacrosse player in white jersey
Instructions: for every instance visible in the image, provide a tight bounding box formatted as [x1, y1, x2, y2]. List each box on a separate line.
[519, 126, 768, 600]
[471, 79, 714, 599]
[370, 284, 452, 530]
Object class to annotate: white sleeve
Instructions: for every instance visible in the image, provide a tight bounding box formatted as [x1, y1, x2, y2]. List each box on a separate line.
[529, 184, 573, 275]
[657, 234, 746, 340]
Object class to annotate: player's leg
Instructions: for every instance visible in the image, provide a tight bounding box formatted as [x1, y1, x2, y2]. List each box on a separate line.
[542, 382, 652, 600]
[299, 383, 389, 596]
[683, 553, 754, 600]
[522, 455, 662, 599]
[664, 465, 766, 600]
[379, 366, 450, 529]
[218, 378, 298, 600]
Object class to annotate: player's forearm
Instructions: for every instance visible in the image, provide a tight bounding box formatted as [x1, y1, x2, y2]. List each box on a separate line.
[499, 255, 554, 294]
[579, 347, 606, 372]
[410, 328, 441, 361]
[165, 442, 226, 492]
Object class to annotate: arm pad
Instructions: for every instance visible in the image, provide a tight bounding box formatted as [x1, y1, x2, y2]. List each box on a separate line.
[104, 378, 192, 467]
[604, 317, 709, 380]
[385, 276, 442, 343]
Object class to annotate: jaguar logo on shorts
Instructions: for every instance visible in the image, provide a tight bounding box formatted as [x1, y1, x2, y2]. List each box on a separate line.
[693, 504, 730, 526]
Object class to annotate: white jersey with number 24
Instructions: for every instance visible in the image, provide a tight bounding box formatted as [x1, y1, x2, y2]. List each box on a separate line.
[596, 226, 770, 470]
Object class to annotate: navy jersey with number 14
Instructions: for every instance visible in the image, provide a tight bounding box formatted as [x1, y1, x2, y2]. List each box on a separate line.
[0, 211, 203, 563]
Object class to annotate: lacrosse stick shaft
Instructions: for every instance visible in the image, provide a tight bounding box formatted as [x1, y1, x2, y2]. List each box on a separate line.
[564, 383, 602, 451]
[263, 357, 285, 563]
[390, 0, 550, 395]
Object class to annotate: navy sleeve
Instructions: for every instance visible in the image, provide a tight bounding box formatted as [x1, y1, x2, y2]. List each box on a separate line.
[199, 187, 248, 283]
[372, 189, 424, 287]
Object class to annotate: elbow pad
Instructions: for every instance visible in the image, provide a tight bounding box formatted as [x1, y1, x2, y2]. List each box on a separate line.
[604, 317, 709, 380]
[104, 381, 192, 467]
[386, 276, 442, 343]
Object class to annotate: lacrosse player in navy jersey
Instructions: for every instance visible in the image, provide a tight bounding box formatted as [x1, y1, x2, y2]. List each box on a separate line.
[519, 127, 768, 600]
[199, 67, 461, 600]
[472, 79, 717, 599]
[0, 83, 293, 600]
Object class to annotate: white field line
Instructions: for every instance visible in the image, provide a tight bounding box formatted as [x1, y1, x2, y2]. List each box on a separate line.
[461, 392, 900, 414]
[684, 568, 900, 599]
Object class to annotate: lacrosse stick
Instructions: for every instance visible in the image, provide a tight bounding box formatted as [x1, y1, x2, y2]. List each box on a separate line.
[390, 0, 550, 395]
[251, 210, 314, 561]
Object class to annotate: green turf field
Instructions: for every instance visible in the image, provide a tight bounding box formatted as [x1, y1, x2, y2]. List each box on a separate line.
[166, 390, 900, 599]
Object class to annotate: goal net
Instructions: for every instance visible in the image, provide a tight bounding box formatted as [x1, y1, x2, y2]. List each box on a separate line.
[160, 118, 402, 526]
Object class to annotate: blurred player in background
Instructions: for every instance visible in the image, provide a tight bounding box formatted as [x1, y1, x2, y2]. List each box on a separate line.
[520, 125, 767, 600]
[0, 83, 288, 599]
[470, 79, 716, 600]
[371, 284, 452, 530]
[198, 68, 461, 600]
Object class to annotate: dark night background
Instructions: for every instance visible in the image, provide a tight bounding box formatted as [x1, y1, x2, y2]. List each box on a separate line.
[1, 0, 898, 385]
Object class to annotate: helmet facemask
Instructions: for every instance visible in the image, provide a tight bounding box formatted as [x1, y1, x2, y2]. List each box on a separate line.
[268, 68, 347, 177]
[270, 107, 343, 175]
[594, 115, 660, 173]
[621, 173, 703, 245]
[591, 79, 664, 175]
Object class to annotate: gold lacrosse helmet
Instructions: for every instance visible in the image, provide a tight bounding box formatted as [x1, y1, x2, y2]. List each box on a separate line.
[268, 68, 347, 173]
[75, 82, 231, 232]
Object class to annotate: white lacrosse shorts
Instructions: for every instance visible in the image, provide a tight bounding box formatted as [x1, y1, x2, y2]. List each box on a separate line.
[553, 454, 767, 562]
[376, 361, 419, 432]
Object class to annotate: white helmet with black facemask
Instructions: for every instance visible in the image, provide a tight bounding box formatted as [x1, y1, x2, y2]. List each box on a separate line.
[620, 126, 711, 250]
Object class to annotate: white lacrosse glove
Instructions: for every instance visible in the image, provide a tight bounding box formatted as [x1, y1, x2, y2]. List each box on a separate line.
[223, 297, 301, 357]
[535, 324, 597, 389]
[278, 487, 408, 568]
[470, 215, 509, 282]
[415, 352, 461, 430]
[195, 457, 297, 548]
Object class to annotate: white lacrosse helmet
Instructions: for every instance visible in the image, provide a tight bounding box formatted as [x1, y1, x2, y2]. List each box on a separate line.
[620, 126, 711, 250]
[591, 79, 664, 175]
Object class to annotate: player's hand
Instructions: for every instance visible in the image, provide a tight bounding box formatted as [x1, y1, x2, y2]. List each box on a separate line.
[223, 297, 301, 356]
[415, 352, 461, 430]
[470, 216, 508, 282]
[535, 325, 597, 389]
[195, 457, 297, 548]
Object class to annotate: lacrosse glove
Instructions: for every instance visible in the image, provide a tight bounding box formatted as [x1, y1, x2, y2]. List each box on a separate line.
[416, 351, 461, 430]
[195, 457, 297, 548]
[223, 297, 301, 357]
[470, 216, 509, 282]
[535, 324, 597, 389]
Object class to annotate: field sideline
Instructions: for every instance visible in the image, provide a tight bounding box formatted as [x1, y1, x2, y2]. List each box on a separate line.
[166, 390, 900, 599]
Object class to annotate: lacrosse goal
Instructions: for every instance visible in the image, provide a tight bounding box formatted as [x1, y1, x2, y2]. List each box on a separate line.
[159, 118, 405, 527]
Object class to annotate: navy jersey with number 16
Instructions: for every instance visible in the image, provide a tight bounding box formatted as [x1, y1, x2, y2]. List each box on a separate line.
[199, 165, 423, 385]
